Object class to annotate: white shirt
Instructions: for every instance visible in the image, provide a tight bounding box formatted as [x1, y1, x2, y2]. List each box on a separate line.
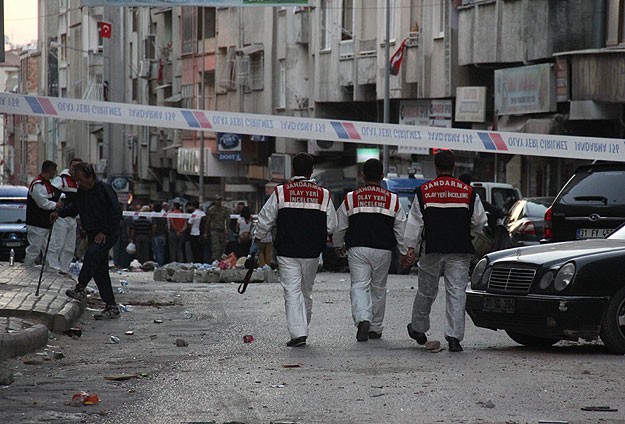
[188, 209, 205, 236]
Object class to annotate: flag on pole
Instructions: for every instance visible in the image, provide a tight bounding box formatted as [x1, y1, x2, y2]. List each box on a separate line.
[389, 38, 407, 76]
[99, 21, 112, 39]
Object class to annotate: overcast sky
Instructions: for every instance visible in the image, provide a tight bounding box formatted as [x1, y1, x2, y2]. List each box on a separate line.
[4, 0, 38, 45]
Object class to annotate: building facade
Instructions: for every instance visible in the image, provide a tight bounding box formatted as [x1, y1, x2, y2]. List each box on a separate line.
[27, 0, 625, 205]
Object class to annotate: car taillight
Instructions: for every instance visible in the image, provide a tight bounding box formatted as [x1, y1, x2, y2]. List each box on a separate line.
[517, 221, 536, 235]
[544, 206, 552, 240]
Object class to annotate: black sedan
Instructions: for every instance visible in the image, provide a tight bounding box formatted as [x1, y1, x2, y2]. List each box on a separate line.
[498, 197, 554, 249]
[467, 224, 625, 354]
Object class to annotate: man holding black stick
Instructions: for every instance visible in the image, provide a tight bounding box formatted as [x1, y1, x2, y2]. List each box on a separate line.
[51, 162, 122, 320]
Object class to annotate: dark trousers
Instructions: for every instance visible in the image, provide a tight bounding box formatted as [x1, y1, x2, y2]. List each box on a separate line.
[189, 235, 203, 263]
[78, 231, 119, 306]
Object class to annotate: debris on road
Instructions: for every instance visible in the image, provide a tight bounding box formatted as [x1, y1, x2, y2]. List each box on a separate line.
[580, 406, 618, 412]
[425, 340, 441, 351]
[104, 374, 140, 381]
[477, 400, 495, 409]
[66, 391, 100, 406]
[63, 327, 82, 338]
[281, 364, 302, 368]
[153, 319, 163, 324]
[175, 338, 189, 347]
[243, 335, 254, 343]
[109, 335, 120, 344]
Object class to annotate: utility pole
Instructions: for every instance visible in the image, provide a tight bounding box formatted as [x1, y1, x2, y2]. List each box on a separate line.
[383, 0, 390, 175]
[199, 7, 206, 205]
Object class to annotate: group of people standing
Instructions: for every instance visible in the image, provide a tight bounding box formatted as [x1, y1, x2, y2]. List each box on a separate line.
[254, 151, 487, 352]
[118, 195, 265, 268]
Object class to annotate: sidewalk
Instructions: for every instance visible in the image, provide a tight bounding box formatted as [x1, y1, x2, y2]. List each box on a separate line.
[0, 264, 85, 361]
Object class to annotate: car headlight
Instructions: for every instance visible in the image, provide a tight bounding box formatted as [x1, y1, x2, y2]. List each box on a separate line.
[471, 258, 488, 288]
[554, 263, 576, 291]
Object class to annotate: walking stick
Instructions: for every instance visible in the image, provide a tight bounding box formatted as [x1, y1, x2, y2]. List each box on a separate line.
[35, 224, 54, 296]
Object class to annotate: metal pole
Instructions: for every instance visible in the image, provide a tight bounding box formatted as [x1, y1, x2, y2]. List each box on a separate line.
[199, 7, 206, 205]
[383, 0, 390, 175]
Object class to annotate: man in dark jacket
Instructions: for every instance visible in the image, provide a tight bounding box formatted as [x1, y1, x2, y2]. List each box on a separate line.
[51, 162, 122, 320]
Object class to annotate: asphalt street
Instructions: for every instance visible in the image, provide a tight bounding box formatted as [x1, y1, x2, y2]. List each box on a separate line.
[1, 270, 624, 424]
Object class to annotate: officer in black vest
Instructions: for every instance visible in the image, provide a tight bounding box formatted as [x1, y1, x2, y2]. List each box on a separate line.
[333, 158, 408, 342]
[25, 160, 62, 267]
[403, 150, 487, 352]
[254, 153, 337, 348]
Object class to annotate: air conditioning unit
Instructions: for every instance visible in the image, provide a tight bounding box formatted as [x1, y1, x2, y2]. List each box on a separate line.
[139, 60, 151, 79]
[307, 139, 344, 155]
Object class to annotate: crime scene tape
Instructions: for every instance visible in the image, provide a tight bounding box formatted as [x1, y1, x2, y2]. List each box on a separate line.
[1, 92, 624, 162]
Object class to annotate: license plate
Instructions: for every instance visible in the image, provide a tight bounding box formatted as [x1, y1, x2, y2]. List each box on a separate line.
[576, 228, 613, 239]
[4, 242, 22, 247]
[483, 297, 515, 313]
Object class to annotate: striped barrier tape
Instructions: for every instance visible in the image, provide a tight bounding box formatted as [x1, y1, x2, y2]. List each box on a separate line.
[1, 92, 624, 162]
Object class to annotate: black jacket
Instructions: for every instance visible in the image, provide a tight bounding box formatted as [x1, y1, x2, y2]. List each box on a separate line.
[58, 181, 122, 238]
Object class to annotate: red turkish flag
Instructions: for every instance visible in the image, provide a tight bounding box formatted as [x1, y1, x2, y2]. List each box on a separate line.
[99, 21, 112, 39]
[389, 38, 407, 76]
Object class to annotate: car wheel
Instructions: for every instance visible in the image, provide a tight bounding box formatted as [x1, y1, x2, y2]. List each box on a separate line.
[505, 331, 559, 348]
[599, 286, 625, 354]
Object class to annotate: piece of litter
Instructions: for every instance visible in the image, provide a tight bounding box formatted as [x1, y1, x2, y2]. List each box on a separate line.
[281, 364, 301, 368]
[271, 384, 286, 388]
[104, 374, 140, 381]
[125, 331, 134, 335]
[581, 406, 618, 412]
[477, 400, 495, 409]
[175, 338, 189, 347]
[154, 319, 163, 324]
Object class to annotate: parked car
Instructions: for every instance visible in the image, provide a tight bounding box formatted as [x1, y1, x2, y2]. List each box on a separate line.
[543, 163, 625, 242]
[0, 185, 29, 262]
[500, 197, 554, 249]
[466, 223, 625, 354]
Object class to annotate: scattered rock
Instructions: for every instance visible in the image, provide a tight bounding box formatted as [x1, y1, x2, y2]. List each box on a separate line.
[175, 338, 189, 347]
[425, 340, 441, 351]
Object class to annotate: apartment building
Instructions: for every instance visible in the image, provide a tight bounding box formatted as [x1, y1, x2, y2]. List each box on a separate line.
[33, 0, 625, 204]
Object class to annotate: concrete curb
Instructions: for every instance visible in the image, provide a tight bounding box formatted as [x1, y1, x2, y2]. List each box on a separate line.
[0, 319, 49, 361]
[52, 300, 85, 334]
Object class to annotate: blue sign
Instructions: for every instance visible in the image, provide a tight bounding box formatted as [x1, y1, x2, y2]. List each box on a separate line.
[218, 153, 242, 161]
[217, 132, 242, 151]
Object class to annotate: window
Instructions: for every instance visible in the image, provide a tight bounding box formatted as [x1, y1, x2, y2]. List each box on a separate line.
[606, 0, 625, 46]
[182, 84, 195, 109]
[320, 0, 331, 50]
[218, 46, 237, 91]
[181, 7, 196, 55]
[198, 7, 216, 39]
[341, 0, 354, 41]
[249, 51, 264, 91]
[278, 60, 286, 109]
[433, 0, 445, 39]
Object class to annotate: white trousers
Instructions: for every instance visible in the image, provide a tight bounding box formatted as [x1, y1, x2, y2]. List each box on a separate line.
[46, 217, 77, 272]
[277, 256, 320, 339]
[348, 246, 392, 333]
[411, 252, 471, 341]
[24, 225, 51, 267]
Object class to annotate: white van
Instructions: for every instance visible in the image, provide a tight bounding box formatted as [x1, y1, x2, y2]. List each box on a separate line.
[471, 182, 522, 211]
